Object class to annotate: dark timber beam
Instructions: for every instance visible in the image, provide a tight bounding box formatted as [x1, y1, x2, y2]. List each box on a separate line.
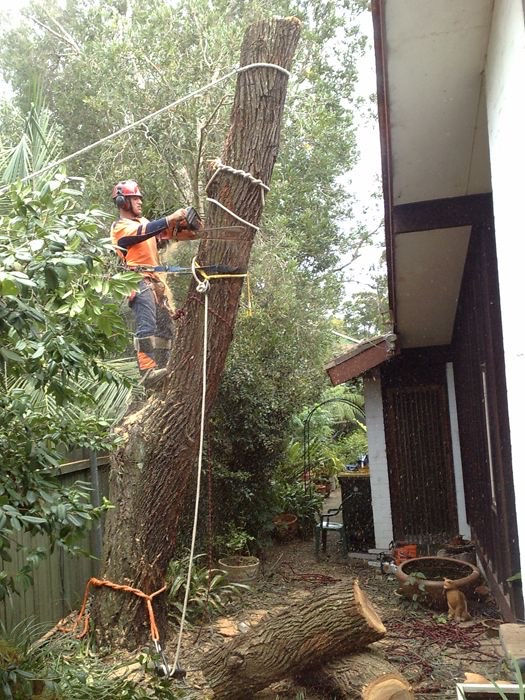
[393, 193, 493, 234]
[371, 0, 395, 317]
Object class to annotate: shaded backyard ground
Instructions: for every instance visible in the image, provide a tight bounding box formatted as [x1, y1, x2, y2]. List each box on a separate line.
[159, 489, 506, 699]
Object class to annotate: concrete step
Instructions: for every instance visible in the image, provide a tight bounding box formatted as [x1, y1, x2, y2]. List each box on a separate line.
[499, 623, 525, 670]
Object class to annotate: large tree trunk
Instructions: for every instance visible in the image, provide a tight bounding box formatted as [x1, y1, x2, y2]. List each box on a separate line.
[201, 580, 386, 699]
[303, 650, 413, 700]
[93, 17, 302, 648]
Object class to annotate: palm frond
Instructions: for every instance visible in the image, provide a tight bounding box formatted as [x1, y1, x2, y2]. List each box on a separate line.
[0, 81, 62, 215]
[5, 357, 141, 425]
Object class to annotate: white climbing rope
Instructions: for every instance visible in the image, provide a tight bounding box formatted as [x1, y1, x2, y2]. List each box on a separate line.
[0, 62, 290, 196]
[206, 197, 260, 231]
[171, 258, 210, 673]
[206, 158, 270, 197]
[205, 157, 271, 231]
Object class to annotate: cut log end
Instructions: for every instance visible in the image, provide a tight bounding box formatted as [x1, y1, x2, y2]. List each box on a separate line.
[353, 579, 387, 636]
[311, 650, 413, 700]
[364, 674, 414, 700]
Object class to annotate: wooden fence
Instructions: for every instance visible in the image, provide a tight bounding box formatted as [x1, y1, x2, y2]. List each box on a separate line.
[0, 453, 110, 630]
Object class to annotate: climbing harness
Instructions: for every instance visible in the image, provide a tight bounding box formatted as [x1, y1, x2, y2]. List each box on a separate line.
[129, 262, 252, 316]
[127, 263, 246, 277]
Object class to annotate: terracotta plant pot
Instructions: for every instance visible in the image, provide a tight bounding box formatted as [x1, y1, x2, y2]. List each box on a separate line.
[395, 556, 480, 610]
[314, 482, 331, 497]
[218, 555, 260, 583]
[273, 513, 298, 541]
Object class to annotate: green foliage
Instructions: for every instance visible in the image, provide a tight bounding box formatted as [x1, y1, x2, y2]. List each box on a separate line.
[0, 176, 138, 597]
[214, 526, 256, 557]
[274, 482, 323, 536]
[0, 620, 187, 699]
[0, 0, 378, 562]
[343, 260, 390, 339]
[167, 553, 248, 625]
[0, 83, 61, 192]
[275, 385, 366, 484]
[331, 431, 368, 467]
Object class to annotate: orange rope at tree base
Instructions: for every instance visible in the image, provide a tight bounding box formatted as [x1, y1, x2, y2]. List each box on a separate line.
[58, 577, 167, 641]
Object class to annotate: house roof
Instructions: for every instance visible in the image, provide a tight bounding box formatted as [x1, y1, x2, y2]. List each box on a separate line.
[325, 333, 397, 386]
[371, 0, 493, 348]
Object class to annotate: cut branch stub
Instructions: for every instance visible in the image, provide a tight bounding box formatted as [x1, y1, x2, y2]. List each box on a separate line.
[202, 580, 386, 699]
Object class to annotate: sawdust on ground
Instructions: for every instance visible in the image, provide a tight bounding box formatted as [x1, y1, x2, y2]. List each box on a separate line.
[162, 535, 506, 699]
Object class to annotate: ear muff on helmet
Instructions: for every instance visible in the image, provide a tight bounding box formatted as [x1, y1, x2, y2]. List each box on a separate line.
[115, 185, 127, 210]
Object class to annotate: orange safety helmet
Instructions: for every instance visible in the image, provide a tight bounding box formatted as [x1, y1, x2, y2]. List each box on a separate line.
[111, 180, 143, 208]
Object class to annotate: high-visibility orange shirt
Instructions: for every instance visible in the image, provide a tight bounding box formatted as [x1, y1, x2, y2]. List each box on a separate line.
[110, 217, 160, 268]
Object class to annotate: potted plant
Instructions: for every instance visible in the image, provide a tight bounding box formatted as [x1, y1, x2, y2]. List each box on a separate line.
[274, 482, 323, 538]
[217, 526, 260, 583]
[272, 512, 299, 541]
[309, 443, 344, 497]
[395, 556, 480, 609]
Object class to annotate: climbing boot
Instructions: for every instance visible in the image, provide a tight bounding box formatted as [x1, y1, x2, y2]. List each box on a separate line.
[140, 367, 168, 388]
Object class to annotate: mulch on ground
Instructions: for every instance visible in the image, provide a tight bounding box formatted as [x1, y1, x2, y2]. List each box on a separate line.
[165, 536, 507, 699]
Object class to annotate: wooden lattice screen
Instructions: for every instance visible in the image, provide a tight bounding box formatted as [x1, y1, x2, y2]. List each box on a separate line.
[385, 385, 458, 544]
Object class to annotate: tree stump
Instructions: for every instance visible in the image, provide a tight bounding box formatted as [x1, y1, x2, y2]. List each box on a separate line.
[306, 649, 414, 699]
[201, 580, 386, 699]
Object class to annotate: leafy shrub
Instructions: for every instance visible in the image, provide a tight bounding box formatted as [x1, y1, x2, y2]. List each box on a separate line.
[0, 620, 186, 699]
[0, 177, 138, 597]
[167, 554, 248, 625]
[332, 431, 368, 467]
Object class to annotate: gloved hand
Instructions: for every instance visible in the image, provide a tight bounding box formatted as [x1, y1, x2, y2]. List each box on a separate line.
[166, 208, 187, 231]
[162, 207, 203, 241]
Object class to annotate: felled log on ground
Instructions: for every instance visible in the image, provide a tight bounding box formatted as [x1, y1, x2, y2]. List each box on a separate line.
[202, 580, 386, 699]
[303, 649, 413, 699]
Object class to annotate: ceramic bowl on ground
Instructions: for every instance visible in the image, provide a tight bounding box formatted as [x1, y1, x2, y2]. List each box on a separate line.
[395, 556, 480, 610]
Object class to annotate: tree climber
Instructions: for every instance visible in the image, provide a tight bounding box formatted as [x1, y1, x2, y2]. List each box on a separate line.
[110, 179, 199, 387]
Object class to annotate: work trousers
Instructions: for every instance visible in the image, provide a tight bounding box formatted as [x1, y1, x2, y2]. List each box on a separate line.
[130, 279, 173, 372]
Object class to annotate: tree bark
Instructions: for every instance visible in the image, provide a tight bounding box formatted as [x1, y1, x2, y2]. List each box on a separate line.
[93, 17, 302, 648]
[201, 580, 386, 699]
[303, 650, 413, 700]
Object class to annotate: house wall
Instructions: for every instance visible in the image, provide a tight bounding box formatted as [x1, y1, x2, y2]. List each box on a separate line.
[363, 370, 393, 549]
[485, 0, 525, 605]
[452, 216, 521, 621]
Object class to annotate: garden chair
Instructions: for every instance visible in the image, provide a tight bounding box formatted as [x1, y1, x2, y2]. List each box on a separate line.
[314, 502, 348, 559]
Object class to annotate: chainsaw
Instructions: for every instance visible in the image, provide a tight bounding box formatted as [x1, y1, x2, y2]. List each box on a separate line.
[159, 206, 245, 241]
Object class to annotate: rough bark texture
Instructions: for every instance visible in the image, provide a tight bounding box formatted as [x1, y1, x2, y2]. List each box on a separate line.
[305, 650, 413, 700]
[93, 17, 302, 648]
[201, 580, 386, 699]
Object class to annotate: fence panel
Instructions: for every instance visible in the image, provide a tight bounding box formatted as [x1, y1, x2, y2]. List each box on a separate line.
[0, 457, 109, 630]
